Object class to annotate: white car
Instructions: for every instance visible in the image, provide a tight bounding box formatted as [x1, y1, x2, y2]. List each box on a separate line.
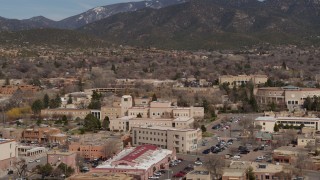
[195, 161, 203, 165]
[154, 172, 162, 176]
[35, 159, 40, 163]
[233, 155, 241, 160]
[28, 160, 34, 163]
[148, 176, 160, 179]
[257, 156, 265, 160]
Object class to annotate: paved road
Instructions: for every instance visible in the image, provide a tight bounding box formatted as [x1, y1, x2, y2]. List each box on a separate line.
[303, 170, 320, 180]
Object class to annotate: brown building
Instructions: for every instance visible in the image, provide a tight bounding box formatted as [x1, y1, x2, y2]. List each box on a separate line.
[68, 172, 135, 180]
[22, 127, 66, 144]
[69, 138, 123, 160]
[0, 85, 40, 95]
[41, 109, 91, 120]
[47, 150, 77, 172]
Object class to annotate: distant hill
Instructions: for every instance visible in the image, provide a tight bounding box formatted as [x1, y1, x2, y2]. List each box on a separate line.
[0, 0, 188, 31]
[79, 0, 320, 49]
[0, 29, 107, 47]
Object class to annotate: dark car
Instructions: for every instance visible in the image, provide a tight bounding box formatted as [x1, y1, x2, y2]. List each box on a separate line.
[240, 150, 250, 154]
[212, 124, 221, 129]
[253, 147, 259, 152]
[202, 149, 210, 154]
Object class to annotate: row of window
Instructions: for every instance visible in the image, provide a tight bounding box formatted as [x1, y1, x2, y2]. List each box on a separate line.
[138, 136, 167, 142]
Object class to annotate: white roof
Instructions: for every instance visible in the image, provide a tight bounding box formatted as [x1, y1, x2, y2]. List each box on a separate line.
[133, 125, 198, 132]
[96, 147, 172, 171]
[173, 117, 193, 122]
[255, 117, 276, 121]
[255, 116, 320, 122]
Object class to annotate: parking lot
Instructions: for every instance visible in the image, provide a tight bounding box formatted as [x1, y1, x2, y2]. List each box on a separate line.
[193, 114, 273, 162]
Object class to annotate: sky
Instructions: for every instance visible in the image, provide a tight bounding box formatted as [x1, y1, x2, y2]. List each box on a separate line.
[0, 0, 139, 21]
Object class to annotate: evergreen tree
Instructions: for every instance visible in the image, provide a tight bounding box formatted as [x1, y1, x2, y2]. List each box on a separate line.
[202, 99, 209, 113]
[274, 123, 279, 132]
[88, 91, 102, 109]
[137, 113, 142, 118]
[303, 97, 312, 110]
[32, 99, 43, 114]
[84, 114, 101, 131]
[246, 167, 255, 180]
[152, 93, 157, 101]
[102, 116, 110, 130]
[282, 61, 287, 70]
[111, 64, 116, 72]
[62, 115, 68, 125]
[43, 94, 49, 108]
[5, 77, 10, 85]
[67, 94, 73, 104]
[55, 94, 62, 107]
[201, 125, 207, 132]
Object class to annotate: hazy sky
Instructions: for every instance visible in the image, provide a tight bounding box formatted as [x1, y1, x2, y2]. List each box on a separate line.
[0, 0, 139, 21]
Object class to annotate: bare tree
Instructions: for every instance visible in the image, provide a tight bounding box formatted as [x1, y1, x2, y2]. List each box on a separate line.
[14, 159, 28, 178]
[204, 155, 225, 179]
[104, 140, 121, 159]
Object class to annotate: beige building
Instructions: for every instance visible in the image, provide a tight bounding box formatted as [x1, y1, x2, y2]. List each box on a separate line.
[110, 116, 194, 132]
[68, 172, 135, 180]
[101, 95, 204, 120]
[0, 128, 23, 141]
[41, 108, 91, 120]
[17, 146, 46, 157]
[255, 116, 320, 132]
[255, 86, 320, 110]
[0, 139, 17, 172]
[297, 134, 316, 147]
[186, 166, 211, 180]
[219, 75, 268, 87]
[223, 161, 284, 180]
[101, 106, 121, 120]
[132, 126, 201, 153]
[128, 107, 149, 118]
[47, 151, 77, 172]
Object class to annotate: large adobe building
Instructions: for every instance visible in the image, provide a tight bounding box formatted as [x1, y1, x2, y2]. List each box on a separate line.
[132, 125, 201, 153]
[219, 74, 268, 87]
[101, 95, 204, 120]
[254, 116, 320, 132]
[92, 144, 175, 180]
[255, 86, 320, 110]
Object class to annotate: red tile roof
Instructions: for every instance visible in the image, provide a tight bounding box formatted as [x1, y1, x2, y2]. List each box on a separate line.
[120, 145, 157, 163]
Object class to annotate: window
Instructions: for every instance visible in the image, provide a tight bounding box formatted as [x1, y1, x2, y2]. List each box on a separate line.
[263, 122, 265, 125]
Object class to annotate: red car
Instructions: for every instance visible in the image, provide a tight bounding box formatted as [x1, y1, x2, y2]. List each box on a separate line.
[173, 172, 185, 178]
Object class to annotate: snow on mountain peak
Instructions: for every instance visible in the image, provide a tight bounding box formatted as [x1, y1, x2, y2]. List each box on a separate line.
[93, 7, 105, 14]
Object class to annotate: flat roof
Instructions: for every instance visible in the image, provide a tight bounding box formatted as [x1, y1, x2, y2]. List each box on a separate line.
[133, 125, 198, 132]
[47, 151, 76, 156]
[255, 116, 320, 122]
[96, 145, 172, 171]
[0, 138, 14, 144]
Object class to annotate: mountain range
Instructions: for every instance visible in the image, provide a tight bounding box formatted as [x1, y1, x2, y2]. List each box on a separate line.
[0, 0, 188, 31]
[0, 0, 320, 49]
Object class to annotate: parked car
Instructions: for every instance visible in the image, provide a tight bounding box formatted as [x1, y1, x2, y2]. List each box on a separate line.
[202, 149, 210, 154]
[35, 159, 40, 163]
[195, 161, 203, 165]
[233, 155, 241, 159]
[148, 176, 160, 179]
[240, 150, 250, 154]
[154, 172, 162, 176]
[173, 173, 185, 178]
[28, 160, 34, 163]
